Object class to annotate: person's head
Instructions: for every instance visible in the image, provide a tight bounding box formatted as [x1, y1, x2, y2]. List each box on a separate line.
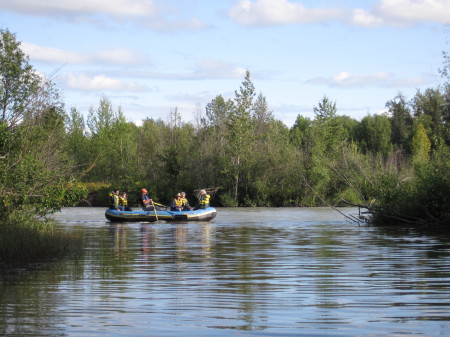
[200, 189, 206, 195]
[181, 192, 186, 197]
[176, 193, 181, 198]
[114, 189, 120, 195]
[141, 188, 147, 195]
[122, 192, 127, 197]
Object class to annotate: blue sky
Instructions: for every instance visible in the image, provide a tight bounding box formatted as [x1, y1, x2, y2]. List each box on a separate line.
[1, 0, 449, 127]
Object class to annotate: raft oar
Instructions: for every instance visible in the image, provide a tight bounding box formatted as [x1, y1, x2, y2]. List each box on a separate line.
[151, 200, 158, 221]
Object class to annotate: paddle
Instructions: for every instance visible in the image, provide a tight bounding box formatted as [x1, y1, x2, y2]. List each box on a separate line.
[152, 201, 167, 208]
[151, 200, 158, 221]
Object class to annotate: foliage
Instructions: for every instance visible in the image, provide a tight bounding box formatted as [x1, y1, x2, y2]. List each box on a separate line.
[366, 155, 450, 227]
[2, 29, 450, 231]
[410, 122, 431, 165]
[0, 29, 41, 129]
[0, 29, 87, 267]
[64, 68, 449, 225]
[358, 114, 392, 156]
[0, 30, 87, 224]
[386, 94, 413, 151]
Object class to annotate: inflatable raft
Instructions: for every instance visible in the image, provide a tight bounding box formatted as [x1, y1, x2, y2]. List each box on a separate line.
[105, 207, 217, 222]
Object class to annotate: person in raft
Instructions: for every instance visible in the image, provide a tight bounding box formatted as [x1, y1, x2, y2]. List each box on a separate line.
[195, 189, 210, 210]
[180, 191, 192, 211]
[109, 189, 120, 211]
[170, 193, 183, 211]
[119, 192, 132, 211]
[139, 188, 159, 211]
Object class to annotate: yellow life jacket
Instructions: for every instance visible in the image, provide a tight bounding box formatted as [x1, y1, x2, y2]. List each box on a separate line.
[181, 197, 188, 206]
[200, 194, 210, 205]
[119, 196, 128, 206]
[173, 198, 183, 207]
[110, 193, 120, 208]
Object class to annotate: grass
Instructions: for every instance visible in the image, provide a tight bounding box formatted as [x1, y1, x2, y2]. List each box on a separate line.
[0, 219, 84, 268]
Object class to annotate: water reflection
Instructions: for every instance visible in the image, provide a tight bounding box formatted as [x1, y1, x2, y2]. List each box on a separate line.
[1, 207, 450, 337]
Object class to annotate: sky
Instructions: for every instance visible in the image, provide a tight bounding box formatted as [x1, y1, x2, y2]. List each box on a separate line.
[0, 0, 449, 127]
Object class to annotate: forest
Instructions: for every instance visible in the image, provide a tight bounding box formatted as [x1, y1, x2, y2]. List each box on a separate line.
[1, 28, 450, 230]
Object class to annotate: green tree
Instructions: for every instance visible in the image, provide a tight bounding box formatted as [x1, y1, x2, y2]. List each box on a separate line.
[290, 115, 312, 148]
[0, 29, 41, 129]
[225, 70, 256, 203]
[412, 88, 446, 151]
[386, 94, 413, 150]
[85, 97, 135, 182]
[252, 92, 273, 135]
[358, 114, 392, 156]
[410, 122, 431, 165]
[311, 95, 347, 154]
[64, 107, 90, 175]
[0, 30, 86, 222]
[194, 95, 233, 201]
[313, 95, 336, 121]
[158, 107, 197, 196]
[136, 118, 165, 188]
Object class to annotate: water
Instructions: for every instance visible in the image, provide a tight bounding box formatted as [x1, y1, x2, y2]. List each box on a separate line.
[1, 207, 450, 336]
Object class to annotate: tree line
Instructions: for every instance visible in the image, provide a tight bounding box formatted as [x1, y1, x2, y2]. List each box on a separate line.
[1, 28, 449, 227]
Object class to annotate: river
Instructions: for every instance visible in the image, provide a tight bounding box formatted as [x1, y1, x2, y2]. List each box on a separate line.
[1, 207, 449, 336]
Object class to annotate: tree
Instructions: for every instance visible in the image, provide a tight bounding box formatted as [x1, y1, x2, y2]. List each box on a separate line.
[158, 108, 197, 195]
[290, 115, 312, 149]
[0, 29, 41, 129]
[136, 118, 165, 186]
[386, 94, 413, 151]
[358, 114, 392, 156]
[438, 50, 450, 82]
[0, 30, 86, 222]
[410, 122, 431, 165]
[313, 95, 336, 121]
[64, 107, 90, 175]
[225, 70, 256, 203]
[252, 92, 273, 135]
[412, 88, 445, 151]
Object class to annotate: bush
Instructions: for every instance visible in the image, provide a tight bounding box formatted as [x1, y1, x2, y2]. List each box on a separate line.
[368, 155, 450, 227]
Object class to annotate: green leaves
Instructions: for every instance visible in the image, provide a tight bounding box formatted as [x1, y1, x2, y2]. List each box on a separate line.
[0, 29, 87, 223]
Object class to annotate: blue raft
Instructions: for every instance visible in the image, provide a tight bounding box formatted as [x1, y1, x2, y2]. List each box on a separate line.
[105, 207, 217, 222]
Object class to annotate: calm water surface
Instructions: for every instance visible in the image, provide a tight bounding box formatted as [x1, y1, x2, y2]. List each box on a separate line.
[1, 207, 450, 337]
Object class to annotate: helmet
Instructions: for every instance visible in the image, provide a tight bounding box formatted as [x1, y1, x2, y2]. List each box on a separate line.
[141, 188, 148, 194]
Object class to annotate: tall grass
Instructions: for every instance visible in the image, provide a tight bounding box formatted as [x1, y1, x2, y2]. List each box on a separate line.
[0, 219, 83, 268]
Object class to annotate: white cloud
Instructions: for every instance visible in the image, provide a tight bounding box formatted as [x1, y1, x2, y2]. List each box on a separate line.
[0, 0, 206, 32]
[106, 59, 247, 81]
[228, 0, 450, 28]
[306, 71, 431, 88]
[22, 42, 86, 64]
[0, 0, 158, 18]
[377, 0, 450, 25]
[351, 0, 450, 27]
[192, 59, 247, 79]
[229, 0, 343, 26]
[144, 17, 208, 32]
[92, 49, 146, 64]
[63, 73, 151, 92]
[350, 9, 385, 28]
[21, 42, 146, 65]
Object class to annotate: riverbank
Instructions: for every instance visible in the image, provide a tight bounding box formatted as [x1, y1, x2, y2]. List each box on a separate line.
[0, 220, 83, 268]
